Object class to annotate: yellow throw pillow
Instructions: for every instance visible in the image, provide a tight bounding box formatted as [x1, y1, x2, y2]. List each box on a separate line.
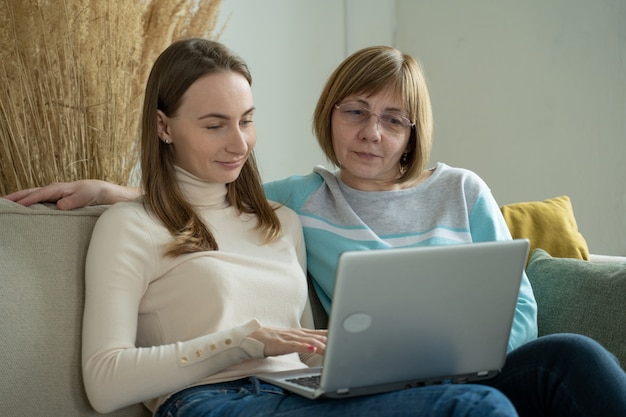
[501, 196, 589, 263]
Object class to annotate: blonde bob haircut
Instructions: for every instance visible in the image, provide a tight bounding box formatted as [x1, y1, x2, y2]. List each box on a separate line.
[141, 38, 281, 256]
[313, 46, 434, 183]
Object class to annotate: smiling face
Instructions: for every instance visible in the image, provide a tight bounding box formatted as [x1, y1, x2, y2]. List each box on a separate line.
[331, 85, 412, 191]
[156, 71, 255, 184]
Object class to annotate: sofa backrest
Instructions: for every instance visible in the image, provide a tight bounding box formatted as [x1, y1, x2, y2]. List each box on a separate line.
[0, 199, 149, 417]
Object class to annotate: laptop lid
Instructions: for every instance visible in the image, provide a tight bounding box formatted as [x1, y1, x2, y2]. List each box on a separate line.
[257, 239, 529, 399]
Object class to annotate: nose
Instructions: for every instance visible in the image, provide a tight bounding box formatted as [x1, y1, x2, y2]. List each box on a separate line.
[359, 115, 382, 142]
[226, 126, 250, 155]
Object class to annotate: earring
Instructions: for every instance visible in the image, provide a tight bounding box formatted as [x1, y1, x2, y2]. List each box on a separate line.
[164, 139, 171, 144]
[400, 153, 408, 174]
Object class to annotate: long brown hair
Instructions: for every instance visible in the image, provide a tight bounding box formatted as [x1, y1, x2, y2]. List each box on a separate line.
[313, 46, 434, 183]
[140, 38, 281, 256]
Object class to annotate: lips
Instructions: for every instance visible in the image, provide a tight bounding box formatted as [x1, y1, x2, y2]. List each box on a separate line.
[217, 159, 245, 168]
[353, 151, 381, 159]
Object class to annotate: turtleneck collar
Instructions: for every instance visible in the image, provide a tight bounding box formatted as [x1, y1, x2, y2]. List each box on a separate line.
[175, 165, 229, 208]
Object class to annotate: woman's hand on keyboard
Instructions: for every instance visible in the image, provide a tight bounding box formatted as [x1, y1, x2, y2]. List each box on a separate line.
[249, 327, 327, 357]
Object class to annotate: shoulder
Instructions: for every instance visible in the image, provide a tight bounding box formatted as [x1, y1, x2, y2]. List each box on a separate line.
[94, 200, 156, 238]
[431, 162, 491, 193]
[264, 169, 326, 210]
[264, 169, 325, 194]
[272, 204, 305, 251]
[425, 163, 499, 219]
[97, 200, 146, 223]
[433, 164, 505, 226]
[273, 203, 302, 228]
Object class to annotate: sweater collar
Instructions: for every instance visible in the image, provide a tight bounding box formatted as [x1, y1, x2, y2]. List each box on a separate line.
[175, 166, 229, 208]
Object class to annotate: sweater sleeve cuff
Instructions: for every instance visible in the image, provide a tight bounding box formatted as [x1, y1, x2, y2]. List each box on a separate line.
[175, 319, 263, 367]
[241, 337, 265, 358]
[240, 318, 265, 358]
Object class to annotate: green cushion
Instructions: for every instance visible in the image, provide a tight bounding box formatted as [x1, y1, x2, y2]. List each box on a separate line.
[526, 248, 626, 369]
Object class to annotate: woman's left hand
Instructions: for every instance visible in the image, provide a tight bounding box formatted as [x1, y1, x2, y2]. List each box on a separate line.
[248, 326, 327, 357]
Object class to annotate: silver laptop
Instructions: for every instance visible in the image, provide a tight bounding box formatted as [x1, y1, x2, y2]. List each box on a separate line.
[256, 239, 530, 399]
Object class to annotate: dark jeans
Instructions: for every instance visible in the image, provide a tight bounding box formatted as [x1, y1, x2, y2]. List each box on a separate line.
[481, 333, 626, 416]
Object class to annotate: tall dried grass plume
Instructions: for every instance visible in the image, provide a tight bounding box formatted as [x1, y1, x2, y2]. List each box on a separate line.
[0, 0, 224, 194]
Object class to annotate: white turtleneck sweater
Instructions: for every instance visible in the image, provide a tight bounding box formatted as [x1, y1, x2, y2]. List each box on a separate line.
[82, 167, 316, 414]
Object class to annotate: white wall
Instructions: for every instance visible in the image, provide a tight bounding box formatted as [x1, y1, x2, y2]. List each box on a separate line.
[216, 0, 395, 180]
[395, 0, 626, 255]
[216, 0, 338, 178]
[217, 0, 626, 255]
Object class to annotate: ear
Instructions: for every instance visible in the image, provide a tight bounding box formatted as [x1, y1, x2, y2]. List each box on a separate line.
[156, 110, 173, 143]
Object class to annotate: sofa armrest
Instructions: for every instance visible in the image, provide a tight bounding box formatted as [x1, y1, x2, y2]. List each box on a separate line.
[588, 253, 626, 264]
[527, 249, 626, 370]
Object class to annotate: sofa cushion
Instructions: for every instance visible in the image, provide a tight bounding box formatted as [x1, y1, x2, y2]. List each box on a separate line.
[0, 199, 150, 417]
[501, 195, 589, 264]
[526, 248, 626, 369]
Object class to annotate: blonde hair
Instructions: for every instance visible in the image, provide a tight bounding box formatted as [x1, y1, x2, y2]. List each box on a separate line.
[140, 38, 281, 256]
[313, 46, 434, 183]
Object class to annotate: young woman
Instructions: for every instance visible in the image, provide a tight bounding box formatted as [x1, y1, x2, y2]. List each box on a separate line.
[72, 38, 517, 416]
[6, 44, 626, 416]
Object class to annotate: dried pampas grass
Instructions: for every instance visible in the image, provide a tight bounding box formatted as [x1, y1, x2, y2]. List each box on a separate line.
[0, 0, 224, 194]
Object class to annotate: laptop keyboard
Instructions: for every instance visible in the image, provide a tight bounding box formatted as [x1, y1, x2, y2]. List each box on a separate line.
[286, 374, 321, 389]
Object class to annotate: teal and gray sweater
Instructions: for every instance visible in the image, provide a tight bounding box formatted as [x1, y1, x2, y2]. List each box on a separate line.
[264, 162, 538, 352]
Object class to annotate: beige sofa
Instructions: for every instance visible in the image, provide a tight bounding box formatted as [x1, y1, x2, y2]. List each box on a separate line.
[1, 197, 625, 416]
[0, 200, 150, 417]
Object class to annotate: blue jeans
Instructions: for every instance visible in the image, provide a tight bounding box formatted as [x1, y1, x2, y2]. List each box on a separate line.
[155, 333, 626, 417]
[154, 379, 516, 417]
[480, 333, 626, 416]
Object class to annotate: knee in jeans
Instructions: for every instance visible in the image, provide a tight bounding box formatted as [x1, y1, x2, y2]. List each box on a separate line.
[469, 386, 516, 415]
[538, 333, 614, 364]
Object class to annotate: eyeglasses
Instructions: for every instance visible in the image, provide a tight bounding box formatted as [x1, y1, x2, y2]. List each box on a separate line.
[334, 103, 415, 135]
